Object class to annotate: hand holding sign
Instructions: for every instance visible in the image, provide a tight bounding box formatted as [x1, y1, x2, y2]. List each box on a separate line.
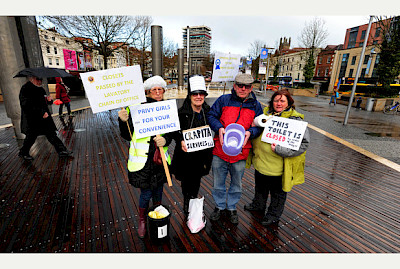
[261, 116, 308, 151]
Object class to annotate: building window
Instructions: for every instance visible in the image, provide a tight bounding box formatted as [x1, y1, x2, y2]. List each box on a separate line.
[351, 56, 357, 65]
[54, 47, 57, 54]
[44, 35, 48, 39]
[56, 58, 59, 66]
[66, 40, 70, 45]
[48, 58, 52, 65]
[325, 68, 329, 76]
[318, 57, 322, 64]
[364, 55, 370, 64]
[361, 68, 366, 77]
[375, 27, 381, 38]
[348, 27, 359, 48]
[349, 69, 354, 77]
[317, 69, 320, 76]
[299, 64, 301, 69]
[327, 57, 331, 64]
[52, 36, 55, 41]
[46, 46, 50, 54]
[361, 30, 366, 40]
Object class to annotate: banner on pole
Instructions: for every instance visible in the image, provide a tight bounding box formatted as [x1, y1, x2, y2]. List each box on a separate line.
[63, 49, 78, 71]
[130, 99, 180, 139]
[259, 48, 268, 74]
[80, 65, 146, 113]
[211, 52, 240, 82]
[183, 125, 214, 152]
[261, 116, 308, 151]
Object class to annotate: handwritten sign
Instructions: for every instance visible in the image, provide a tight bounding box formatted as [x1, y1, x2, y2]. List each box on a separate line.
[211, 52, 240, 82]
[183, 125, 214, 152]
[261, 116, 308, 150]
[131, 99, 180, 139]
[80, 65, 146, 114]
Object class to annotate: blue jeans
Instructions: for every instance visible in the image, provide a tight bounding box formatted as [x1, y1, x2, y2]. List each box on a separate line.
[139, 185, 163, 208]
[211, 155, 246, 210]
[329, 95, 336, 105]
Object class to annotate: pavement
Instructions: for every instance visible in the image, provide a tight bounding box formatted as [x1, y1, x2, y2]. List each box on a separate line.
[1, 88, 400, 166]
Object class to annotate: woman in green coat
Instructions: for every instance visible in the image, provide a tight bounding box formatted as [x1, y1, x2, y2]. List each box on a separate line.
[245, 89, 310, 226]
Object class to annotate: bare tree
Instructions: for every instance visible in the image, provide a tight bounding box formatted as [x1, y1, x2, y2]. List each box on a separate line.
[248, 39, 266, 59]
[163, 38, 178, 78]
[298, 17, 329, 84]
[39, 15, 150, 69]
[133, 16, 153, 73]
[298, 17, 329, 49]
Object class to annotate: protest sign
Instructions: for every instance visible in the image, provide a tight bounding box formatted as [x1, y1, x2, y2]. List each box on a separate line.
[211, 52, 240, 82]
[80, 65, 146, 114]
[183, 125, 214, 152]
[130, 99, 180, 139]
[261, 116, 308, 150]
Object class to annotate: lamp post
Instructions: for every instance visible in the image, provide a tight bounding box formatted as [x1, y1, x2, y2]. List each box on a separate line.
[343, 15, 374, 125]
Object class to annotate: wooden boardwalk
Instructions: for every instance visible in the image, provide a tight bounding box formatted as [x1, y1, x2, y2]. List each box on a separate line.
[1, 106, 400, 253]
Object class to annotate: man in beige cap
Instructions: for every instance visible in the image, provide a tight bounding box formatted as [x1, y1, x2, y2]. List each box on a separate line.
[206, 73, 263, 224]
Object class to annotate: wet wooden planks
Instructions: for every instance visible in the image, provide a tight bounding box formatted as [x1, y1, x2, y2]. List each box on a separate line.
[1, 107, 400, 253]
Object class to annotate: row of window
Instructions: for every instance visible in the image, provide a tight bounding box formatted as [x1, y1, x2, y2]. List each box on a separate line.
[47, 57, 60, 66]
[43, 34, 70, 44]
[318, 57, 331, 64]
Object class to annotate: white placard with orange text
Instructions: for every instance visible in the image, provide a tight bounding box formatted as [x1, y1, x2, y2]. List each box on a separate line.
[261, 116, 308, 151]
[80, 65, 146, 113]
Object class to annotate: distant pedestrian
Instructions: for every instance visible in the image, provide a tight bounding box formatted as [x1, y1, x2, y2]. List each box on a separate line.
[55, 77, 73, 119]
[355, 97, 362, 109]
[329, 90, 338, 105]
[18, 76, 73, 161]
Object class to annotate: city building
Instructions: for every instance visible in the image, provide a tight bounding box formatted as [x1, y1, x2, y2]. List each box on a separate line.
[182, 25, 211, 73]
[314, 45, 342, 91]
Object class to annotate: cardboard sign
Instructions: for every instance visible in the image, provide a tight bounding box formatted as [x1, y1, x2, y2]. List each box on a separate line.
[183, 125, 214, 152]
[130, 99, 180, 139]
[261, 116, 308, 150]
[80, 65, 146, 114]
[211, 52, 240, 82]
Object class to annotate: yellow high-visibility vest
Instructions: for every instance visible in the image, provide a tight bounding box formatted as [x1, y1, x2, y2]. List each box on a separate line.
[126, 105, 171, 172]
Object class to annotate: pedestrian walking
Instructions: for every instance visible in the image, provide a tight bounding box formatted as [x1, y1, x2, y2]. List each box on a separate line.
[355, 96, 362, 109]
[170, 75, 213, 217]
[245, 89, 310, 226]
[329, 90, 338, 105]
[55, 77, 73, 119]
[207, 73, 263, 224]
[18, 76, 73, 161]
[118, 75, 173, 238]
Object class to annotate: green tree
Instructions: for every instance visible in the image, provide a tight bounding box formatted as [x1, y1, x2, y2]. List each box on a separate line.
[376, 16, 400, 95]
[303, 51, 315, 85]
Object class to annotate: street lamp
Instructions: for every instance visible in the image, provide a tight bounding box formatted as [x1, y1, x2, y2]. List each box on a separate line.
[343, 15, 374, 125]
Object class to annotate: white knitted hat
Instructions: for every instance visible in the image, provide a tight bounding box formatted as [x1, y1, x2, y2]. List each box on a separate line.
[143, 75, 167, 91]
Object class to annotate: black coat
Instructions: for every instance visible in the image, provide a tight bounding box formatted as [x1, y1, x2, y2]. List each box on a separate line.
[170, 96, 213, 181]
[118, 97, 173, 190]
[19, 81, 57, 135]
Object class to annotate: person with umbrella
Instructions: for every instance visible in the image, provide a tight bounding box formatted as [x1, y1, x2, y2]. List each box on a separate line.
[18, 74, 73, 161]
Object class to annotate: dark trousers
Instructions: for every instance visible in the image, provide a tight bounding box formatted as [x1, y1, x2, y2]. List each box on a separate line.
[20, 130, 67, 155]
[254, 169, 287, 220]
[59, 102, 71, 116]
[181, 176, 202, 199]
[139, 185, 163, 208]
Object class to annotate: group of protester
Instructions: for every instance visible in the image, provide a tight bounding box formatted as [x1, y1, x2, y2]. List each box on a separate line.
[17, 72, 310, 240]
[117, 73, 310, 238]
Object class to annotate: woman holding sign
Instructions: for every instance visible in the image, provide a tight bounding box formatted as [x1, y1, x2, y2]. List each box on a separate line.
[170, 75, 213, 217]
[118, 75, 173, 238]
[246, 89, 310, 226]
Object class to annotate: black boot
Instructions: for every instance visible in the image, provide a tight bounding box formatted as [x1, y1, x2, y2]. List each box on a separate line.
[244, 193, 266, 211]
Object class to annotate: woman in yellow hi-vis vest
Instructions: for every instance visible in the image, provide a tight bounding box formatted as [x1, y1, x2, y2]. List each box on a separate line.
[118, 76, 173, 238]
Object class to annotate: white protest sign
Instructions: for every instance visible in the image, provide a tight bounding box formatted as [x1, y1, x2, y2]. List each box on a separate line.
[131, 99, 180, 139]
[80, 65, 146, 114]
[183, 125, 214, 152]
[211, 52, 240, 82]
[261, 116, 308, 151]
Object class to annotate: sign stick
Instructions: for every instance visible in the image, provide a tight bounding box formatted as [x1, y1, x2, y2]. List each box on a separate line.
[157, 134, 173, 186]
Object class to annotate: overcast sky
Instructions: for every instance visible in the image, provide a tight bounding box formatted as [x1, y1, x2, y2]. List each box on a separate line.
[152, 16, 371, 56]
[4, 0, 397, 59]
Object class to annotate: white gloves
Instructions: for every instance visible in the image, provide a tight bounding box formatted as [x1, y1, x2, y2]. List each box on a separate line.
[154, 136, 166, 147]
[118, 108, 129, 122]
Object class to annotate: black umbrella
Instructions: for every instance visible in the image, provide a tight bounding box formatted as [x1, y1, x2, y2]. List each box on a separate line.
[13, 66, 73, 78]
